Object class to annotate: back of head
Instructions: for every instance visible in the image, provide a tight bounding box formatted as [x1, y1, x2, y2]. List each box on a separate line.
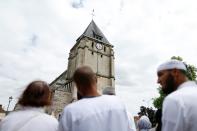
[102, 86, 115, 95]
[18, 80, 51, 107]
[73, 66, 97, 88]
[138, 115, 152, 129]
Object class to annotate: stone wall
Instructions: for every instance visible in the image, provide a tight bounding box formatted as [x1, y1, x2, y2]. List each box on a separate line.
[52, 90, 72, 118]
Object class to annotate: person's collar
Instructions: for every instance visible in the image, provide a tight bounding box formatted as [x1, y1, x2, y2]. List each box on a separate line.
[178, 81, 197, 90]
[82, 95, 101, 99]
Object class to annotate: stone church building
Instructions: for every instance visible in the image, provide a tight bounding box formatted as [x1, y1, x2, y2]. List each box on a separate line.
[49, 20, 115, 117]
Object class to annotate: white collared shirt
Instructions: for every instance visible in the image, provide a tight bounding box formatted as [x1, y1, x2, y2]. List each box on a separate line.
[162, 81, 197, 131]
[0, 107, 58, 131]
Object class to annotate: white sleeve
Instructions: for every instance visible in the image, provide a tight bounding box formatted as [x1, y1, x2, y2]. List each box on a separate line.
[162, 97, 184, 131]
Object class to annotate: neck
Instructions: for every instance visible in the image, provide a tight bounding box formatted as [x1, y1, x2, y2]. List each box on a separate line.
[81, 85, 100, 97]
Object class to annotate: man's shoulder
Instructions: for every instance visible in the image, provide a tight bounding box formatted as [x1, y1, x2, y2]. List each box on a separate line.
[166, 83, 197, 100]
[63, 95, 125, 113]
[164, 85, 197, 109]
[100, 95, 125, 106]
[63, 99, 83, 111]
[163, 92, 181, 110]
[164, 90, 182, 105]
[166, 90, 180, 99]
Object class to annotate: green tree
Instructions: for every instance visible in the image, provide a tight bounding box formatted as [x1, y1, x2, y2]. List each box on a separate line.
[153, 88, 166, 109]
[153, 56, 197, 109]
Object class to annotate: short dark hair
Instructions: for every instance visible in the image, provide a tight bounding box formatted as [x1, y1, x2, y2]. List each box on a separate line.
[73, 66, 97, 88]
[18, 80, 52, 107]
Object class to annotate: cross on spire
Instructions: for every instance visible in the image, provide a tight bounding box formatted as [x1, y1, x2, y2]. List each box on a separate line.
[91, 9, 95, 19]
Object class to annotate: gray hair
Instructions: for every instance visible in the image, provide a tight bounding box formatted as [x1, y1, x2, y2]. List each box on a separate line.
[102, 86, 115, 95]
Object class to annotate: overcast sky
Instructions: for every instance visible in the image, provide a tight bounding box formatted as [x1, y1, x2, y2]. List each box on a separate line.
[1, 0, 197, 115]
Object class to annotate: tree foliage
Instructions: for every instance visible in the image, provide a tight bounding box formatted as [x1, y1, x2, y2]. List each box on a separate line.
[153, 88, 166, 109]
[171, 56, 197, 80]
[153, 56, 197, 109]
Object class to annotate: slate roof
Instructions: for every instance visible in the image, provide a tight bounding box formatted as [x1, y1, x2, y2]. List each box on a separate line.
[77, 20, 110, 44]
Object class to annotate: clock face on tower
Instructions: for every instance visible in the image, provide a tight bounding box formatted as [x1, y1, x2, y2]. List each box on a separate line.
[96, 43, 103, 50]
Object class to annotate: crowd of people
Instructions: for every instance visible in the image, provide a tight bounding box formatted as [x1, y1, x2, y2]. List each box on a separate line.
[0, 59, 197, 131]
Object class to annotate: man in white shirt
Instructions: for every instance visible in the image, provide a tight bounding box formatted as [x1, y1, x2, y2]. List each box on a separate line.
[58, 66, 131, 131]
[157, 59, 197, 131]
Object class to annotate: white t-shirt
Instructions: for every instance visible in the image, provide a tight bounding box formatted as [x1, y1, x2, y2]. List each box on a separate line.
[0, 107, 58, 131]
[58, 95, 131, 131]
[162, 81, 197, 131]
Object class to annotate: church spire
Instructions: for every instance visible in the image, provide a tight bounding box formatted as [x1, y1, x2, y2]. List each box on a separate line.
[77, 20, 110, 44]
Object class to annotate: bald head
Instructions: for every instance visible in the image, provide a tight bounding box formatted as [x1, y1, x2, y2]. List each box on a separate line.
[73, 66, 97, 90]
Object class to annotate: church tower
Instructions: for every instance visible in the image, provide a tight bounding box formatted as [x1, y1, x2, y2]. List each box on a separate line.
[50, 20, 115, 117]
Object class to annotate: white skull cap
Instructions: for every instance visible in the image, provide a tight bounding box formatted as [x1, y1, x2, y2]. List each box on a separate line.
[157, 59, 187, 72]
